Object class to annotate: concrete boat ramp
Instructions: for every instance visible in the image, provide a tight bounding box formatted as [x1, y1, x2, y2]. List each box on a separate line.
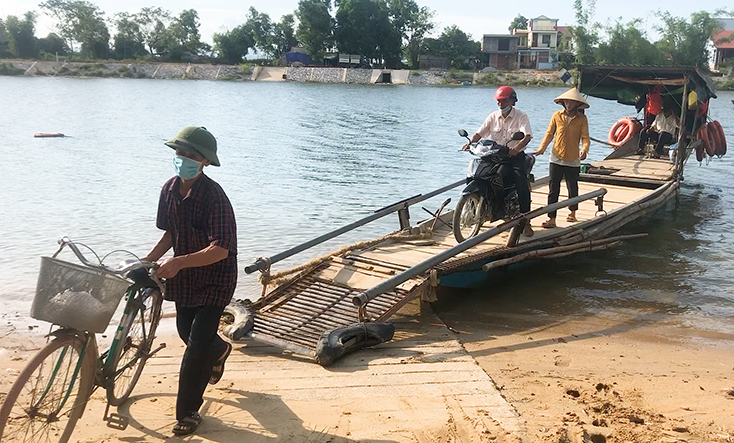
[79, 302, 524, 442]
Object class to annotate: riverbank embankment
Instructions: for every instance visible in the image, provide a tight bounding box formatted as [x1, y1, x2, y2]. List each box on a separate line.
[4, 60, 733, 88]
[0, 59, 573, 86]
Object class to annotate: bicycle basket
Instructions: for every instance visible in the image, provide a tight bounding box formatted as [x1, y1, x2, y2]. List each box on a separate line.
[31, 256, 131, 333]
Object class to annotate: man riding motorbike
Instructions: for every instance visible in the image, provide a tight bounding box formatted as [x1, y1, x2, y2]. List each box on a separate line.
[462, 86, 534, 236]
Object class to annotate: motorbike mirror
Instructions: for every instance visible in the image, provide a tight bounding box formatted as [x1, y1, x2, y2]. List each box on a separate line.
[511, 131, 525, 140]
[458, 129, 469, 138]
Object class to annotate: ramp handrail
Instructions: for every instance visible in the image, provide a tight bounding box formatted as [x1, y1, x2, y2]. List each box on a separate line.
[352, 188, 608, 307]
[245, 179, 466, 274]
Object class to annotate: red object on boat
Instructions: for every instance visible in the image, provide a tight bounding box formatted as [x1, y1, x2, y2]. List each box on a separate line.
[710, 120, 727, 157]
[607, 117, 640, 147]
[34, 133, 65, 138]
[697, 125, 713, 159]
[706, 123, 719, 157]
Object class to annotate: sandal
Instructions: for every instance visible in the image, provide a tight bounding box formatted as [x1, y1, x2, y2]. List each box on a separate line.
[566, 214, 578, 222]
[209, 341, 232, 385]
[541, 219, 556, 228]
[173, 412, 202, 436]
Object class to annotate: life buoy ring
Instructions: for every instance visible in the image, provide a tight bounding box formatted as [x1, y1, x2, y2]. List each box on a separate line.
[607, 117, 640, 147]
[710, 120, 727, 157]
[695, 142, 705, 162]
[706, 123, 719, 157]
[697, 124, 712, 159]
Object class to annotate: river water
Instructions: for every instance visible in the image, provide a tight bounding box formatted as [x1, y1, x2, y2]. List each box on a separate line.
[1, 77, 733, 337]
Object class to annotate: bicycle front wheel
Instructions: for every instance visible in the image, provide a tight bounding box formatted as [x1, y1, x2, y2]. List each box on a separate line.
[0, 333, 94, 443]
[106, 288, 162, 406]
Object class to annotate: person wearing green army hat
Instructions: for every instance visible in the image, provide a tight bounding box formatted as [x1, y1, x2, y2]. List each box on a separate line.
[143, 126, 237, 436]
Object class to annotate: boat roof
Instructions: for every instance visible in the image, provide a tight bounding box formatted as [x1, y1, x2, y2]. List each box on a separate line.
[578, 65, 718, 107]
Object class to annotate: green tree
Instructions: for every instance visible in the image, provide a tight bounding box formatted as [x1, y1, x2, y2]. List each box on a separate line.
[213, 25, 253, 63]
[596, 19, 665, 65]
[425, 25, 479, 69]
[0, 19, 8, 56]
[135, 7, 171, 56]
[295, 0, 334, 62]
[567, 0, 598, 65]
[112, 12, 147, 59]
[38, 32, 68, 56]
[244, 7, 276, 57]
[655, 10, 723, 68]
[274, 14, 298, 56]
[388, 0, 434, 69]
[5, 12, 39, 58]
[508, 14, 527, 33]
[334, 0, 401, 67]
[166, 9, 203, 56]
[39, 0, 109, 57]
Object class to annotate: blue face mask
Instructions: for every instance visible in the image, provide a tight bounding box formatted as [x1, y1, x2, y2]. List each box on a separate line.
[500, 105, 512, 115]
[173, 155, 203, 180]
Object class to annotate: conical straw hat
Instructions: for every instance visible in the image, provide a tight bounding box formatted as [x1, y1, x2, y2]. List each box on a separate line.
[554, 88, 589, 109]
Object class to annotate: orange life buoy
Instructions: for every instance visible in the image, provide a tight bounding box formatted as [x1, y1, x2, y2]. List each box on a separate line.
[710, 120, 727, 157]
[607, 117, 640, 147]
[706, 123, 719, 157]
[697, 124, 712, 159]
[695, 142, 705, 162]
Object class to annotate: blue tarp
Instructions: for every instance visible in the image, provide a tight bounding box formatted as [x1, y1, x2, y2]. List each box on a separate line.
[285, 52, 312, 65]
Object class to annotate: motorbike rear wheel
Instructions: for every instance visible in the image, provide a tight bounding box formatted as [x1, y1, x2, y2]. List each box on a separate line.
[453, 193, 485, 243]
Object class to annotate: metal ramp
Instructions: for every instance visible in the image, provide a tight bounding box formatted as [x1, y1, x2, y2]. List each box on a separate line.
[235, 182, 610, 363]
[250, 262, 419, 355]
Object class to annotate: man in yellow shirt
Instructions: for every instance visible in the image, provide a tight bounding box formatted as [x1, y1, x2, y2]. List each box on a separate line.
[534, 88, 590, 228]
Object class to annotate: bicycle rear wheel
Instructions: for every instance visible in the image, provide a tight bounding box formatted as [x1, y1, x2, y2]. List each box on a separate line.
[0, 333, 94, 443]
[106, 288, 162, 406]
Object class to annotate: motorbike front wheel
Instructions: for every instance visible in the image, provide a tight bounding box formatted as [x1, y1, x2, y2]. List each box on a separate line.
[453, 193, 485, 243]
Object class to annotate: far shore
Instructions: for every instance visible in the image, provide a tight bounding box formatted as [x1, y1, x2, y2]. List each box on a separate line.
[6, 59, 733, 90]
[3, 59, 732, 90]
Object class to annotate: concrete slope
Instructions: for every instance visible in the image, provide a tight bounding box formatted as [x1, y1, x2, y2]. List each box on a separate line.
[75, 301, 525, 442]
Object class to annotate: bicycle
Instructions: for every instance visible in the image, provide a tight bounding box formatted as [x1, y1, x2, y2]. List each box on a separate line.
[0, 238, 166, 442]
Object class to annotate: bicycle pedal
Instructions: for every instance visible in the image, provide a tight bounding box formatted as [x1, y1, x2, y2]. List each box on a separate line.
[106, 412, 129, 430]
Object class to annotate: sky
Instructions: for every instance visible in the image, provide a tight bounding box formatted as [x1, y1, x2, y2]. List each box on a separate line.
[0, 0, 731, 45]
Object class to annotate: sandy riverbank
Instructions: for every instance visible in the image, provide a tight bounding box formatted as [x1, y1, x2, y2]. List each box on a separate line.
[2, 298, 734, 442]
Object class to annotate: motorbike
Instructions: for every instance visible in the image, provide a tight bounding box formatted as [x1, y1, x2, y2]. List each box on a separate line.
[452, 129, 536, 243]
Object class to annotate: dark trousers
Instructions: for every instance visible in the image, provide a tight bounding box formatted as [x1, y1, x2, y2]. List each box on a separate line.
[548, 162, 579, 218]
[498, 153, 531, 213]
[175, 303, 228, 421]
[638, 130, 673, 155]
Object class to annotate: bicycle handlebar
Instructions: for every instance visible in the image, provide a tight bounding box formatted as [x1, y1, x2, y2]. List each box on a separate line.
[55, 237, 157, 275]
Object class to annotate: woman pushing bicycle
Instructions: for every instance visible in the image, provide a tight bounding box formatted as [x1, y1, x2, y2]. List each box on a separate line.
[144, 126, 238, 436]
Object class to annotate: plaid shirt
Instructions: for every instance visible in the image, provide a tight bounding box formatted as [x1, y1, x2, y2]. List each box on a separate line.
[156, 174, 237, 307]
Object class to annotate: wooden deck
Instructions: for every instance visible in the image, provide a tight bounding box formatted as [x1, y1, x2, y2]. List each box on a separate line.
[245, 155, 677, 358]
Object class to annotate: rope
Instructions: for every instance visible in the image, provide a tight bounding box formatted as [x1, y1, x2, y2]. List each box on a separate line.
[258, 229, 432, 288]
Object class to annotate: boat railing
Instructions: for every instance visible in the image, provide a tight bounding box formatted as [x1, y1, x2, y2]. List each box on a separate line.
[244, 179, 466, 274]
[351, 188, 608, 315]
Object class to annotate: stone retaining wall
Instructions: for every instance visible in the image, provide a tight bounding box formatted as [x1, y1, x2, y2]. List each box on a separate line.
[2, 60, 731, 89]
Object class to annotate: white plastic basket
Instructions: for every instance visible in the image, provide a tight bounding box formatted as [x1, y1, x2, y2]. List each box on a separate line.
[31, 257, 130, 333]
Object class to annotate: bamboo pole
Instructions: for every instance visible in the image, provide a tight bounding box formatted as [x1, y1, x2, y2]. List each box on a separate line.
[481, 234, 647, 271]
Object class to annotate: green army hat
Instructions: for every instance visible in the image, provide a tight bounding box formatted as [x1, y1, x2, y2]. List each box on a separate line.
[165, 126, 220, 166]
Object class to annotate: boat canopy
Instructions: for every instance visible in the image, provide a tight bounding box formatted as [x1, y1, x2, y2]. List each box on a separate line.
[578, 65, 718, 108]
